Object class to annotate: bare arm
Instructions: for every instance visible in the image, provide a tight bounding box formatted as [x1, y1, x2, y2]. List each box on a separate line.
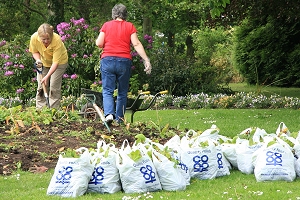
[96, 32, 105, 48]
[32, 52, 41, 63]
[131, 33, 149, 62]
[40, 63, 58, 84]
[131, 33, 151, 74]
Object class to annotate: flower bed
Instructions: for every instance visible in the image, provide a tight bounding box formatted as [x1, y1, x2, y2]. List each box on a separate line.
[2, 91, 300, 110]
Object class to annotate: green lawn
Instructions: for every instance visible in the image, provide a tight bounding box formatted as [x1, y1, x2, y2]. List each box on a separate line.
[2, 109, 300, 200]
[229, 82, 300, 98]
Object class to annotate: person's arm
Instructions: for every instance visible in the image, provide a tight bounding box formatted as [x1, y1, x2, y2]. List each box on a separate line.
[96, 32, 105, 48]
[131, 33, 151, 74]
[32, 52, 42, 64]
[42, 63, 59, 84]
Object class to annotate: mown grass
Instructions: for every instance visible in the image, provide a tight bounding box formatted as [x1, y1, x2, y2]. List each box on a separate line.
[1, 83, 300, 200]
[229, 82, 300, 98]
[1, 109, 300, 200]
[1, 167, 300, 200]
[132, 109, 300, 137]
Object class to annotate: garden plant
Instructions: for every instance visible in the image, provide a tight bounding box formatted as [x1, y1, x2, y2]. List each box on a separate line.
[1, 1, 300, 199]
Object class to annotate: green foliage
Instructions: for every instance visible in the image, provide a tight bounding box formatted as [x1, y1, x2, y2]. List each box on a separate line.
[209, 0, 231, 18]
[233, 16, 300, 87]
[192, 27, 234, 93]
[61, 148, 81, 158]
[0, 34, 36, 102]
[135, 133, 147, 144]
[0, 105, 82, 128]
[57, 18, 102, 97]
[146, 42, 204, 96]
[127, 149, 142, 162]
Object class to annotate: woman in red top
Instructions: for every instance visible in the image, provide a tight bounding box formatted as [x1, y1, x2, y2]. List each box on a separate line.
[96, 3, 151, 124]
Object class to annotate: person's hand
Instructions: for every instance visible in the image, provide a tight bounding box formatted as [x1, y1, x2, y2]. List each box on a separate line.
[143, 60, 152, 75]
[41, 76, 49, 86]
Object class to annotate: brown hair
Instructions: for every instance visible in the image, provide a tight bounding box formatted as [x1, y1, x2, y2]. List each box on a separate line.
[37, 23, 54, 40]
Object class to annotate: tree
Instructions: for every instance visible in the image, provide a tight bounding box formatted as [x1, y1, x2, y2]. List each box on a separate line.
[47, 0, 65, 29]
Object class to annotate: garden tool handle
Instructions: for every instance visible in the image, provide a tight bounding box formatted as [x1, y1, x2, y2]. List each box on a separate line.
[141, 91, 151, 95]
[84, 94, 96, 103]
[159, 90, 168, 95]
[40, 74, 48, 98]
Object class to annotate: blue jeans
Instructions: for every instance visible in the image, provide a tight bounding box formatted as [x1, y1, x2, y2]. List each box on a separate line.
[100, 56, 132, 123]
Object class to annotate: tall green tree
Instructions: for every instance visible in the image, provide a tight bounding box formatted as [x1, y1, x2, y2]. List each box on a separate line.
[47, 0, 65, 28]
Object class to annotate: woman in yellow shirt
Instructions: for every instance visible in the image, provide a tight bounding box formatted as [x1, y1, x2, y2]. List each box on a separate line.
[29, 23, 68, 109]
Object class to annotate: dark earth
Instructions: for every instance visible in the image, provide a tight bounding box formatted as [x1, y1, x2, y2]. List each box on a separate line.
[0, 118, 183, 175]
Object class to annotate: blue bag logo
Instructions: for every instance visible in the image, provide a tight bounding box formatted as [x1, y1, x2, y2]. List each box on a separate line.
[178, 161, 189, 173]
[266, 151, 283, 166]
[193, 155, 209, 172]
[140, 165, 156, 183]
[217, 153, 224, 169]
[56, 166, 73, 184]
[89, 166, 105, 185]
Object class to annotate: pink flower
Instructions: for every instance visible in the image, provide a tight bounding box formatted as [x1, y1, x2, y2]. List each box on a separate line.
[61, 35, 67, 41]
[63, 74, 69, 78]
[4, 71, 14, 76]
[0, 40, 6, 47]
[131, 51, 138, 57]
[71, 54, 77, 58]
[70, 74, 78, 79]
[83, 54, 88, 58]
[5, 61, 13, 66]
[19, 64, 24, 69]
[16, 88, 24, 94]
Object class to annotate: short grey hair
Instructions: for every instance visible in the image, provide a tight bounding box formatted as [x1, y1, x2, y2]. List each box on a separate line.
[112, 4, 127, 20]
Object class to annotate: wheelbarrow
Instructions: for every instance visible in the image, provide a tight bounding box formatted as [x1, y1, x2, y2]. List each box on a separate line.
[79, 92, 111, 132]
[79, 88, 168, 123]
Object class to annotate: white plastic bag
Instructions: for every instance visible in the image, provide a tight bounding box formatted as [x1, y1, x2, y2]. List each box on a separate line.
[116, 141, 162, 193]
[215, 146, 231, 177]
[152, 149, 186, 191]
[220, 143, 238, 168]
[47, 147, 94, 197]
[164, 135, 191, 185]
[293, 144, 300, 177]
[181, 138, 218, 180]
[197, 124, 219, 141]
[254, 141, 296, 182]
[236, 140, 263, 174]
[87, 141, 121, 194]
[276, 122, 291, 136]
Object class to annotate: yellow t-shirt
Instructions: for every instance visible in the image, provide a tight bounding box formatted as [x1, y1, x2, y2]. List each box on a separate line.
[29, 32, 68, 67]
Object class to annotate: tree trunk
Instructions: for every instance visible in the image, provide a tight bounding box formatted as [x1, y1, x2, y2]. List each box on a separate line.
[143, 17, 152, 36]
[167, 32, 175, 48]
[186, 35, 195, 58]
[47, 0, 64, 29]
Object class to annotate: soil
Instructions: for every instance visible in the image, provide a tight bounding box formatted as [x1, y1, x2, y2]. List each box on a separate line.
[0, 118, 183, 175]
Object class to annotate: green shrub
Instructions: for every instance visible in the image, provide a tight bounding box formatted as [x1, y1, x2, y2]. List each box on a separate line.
[57, 18, 101, 97]
[233, 16, 300, 87]
[0, 34, 36, 103]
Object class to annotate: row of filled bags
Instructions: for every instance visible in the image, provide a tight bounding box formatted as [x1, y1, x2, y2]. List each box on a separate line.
[46, 122, 300, 197]
[221, 122, 300, 181]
